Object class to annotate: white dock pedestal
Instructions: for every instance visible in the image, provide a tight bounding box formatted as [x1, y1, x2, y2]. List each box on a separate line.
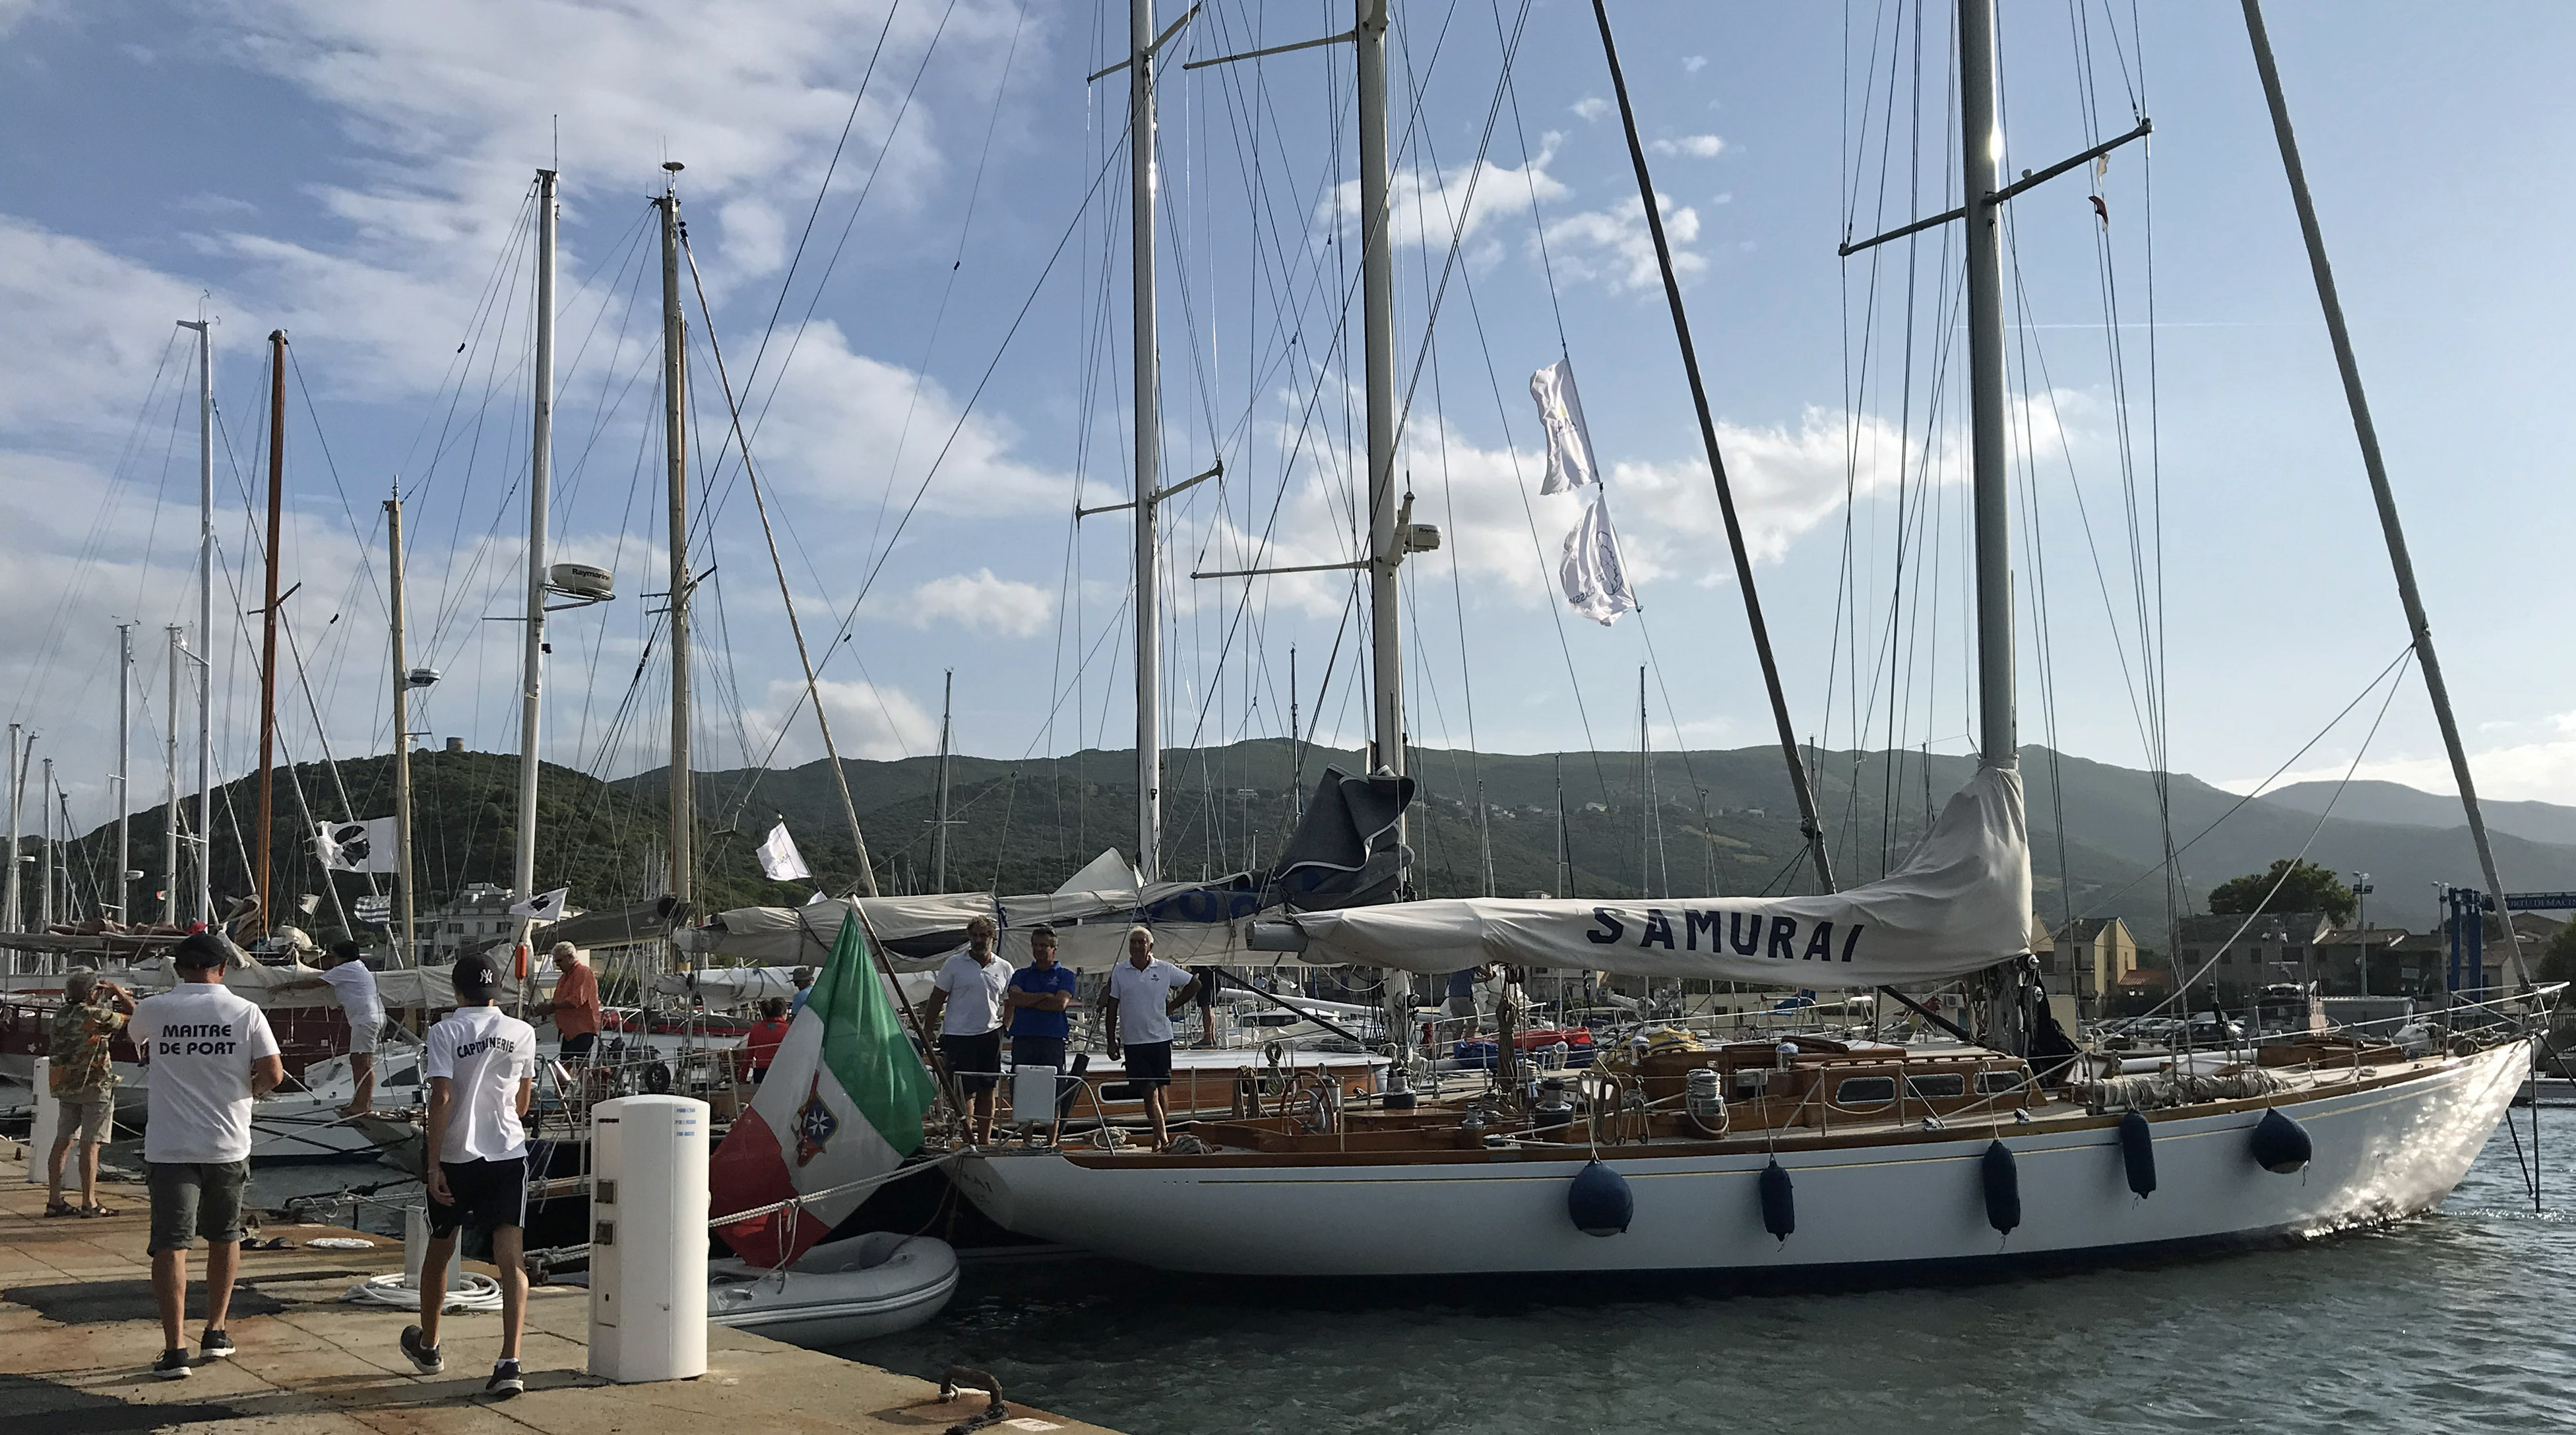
[586, 1095, 708, 1383]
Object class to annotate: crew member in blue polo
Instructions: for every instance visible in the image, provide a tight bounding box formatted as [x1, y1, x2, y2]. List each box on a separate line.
[1005, 924, 1078, 1082]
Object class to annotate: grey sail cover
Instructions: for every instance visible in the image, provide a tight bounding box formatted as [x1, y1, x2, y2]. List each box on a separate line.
[1288, 763, 2032, 986]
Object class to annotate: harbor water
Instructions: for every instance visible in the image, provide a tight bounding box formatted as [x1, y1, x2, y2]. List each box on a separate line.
[858, 1108, 2576, 1434]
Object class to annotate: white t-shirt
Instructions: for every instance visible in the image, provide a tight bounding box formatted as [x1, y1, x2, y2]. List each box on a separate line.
[932, 951, 1011, 1036]
[424, 1005, 537, 1164]
[321, 961, 383, 1036]
[1106, 958, 1195, 1045]
[133, 982, 282, 1164]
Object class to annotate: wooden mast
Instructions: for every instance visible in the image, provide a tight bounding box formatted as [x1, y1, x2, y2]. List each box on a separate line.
[257, 329, 286, 941]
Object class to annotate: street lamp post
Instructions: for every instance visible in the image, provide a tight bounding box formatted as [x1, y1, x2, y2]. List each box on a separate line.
[2352, 873, 2375, 998]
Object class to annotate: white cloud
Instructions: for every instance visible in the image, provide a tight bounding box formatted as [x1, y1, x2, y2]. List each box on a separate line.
[1569, 96, 1611, 123]
[749, 676, 937, 765]
[907, 568, 1053, 637]
[1320, 136, 1566, 253]
[1650, 135, 1726, 160]
[1548, 190, 1701, 292]
[1682, 56, 1709, 75]
[745, 319, 1085, 519]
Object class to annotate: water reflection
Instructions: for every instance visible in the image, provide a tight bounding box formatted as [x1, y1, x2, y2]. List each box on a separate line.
[858, 1109, 2576, 1435]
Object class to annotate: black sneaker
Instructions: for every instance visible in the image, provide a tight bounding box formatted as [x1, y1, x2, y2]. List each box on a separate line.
[152, 1348, 192, 1380]
[485, 1358, 524, 1399]
[200, 1329, 234, 1360]
[399, 1325, 445, 1376]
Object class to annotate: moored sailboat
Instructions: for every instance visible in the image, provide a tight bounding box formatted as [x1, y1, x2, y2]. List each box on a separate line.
[946, 0, 2554, 1282]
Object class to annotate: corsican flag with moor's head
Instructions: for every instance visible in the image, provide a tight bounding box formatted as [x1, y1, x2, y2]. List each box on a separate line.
[708, 912, 937, 1267]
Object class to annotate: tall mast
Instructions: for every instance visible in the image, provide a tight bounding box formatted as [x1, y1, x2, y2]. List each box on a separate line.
[180, 317, 212, 925]
[257, 329, 287, 940]
[1554, 751, 1568, 899]
[1130, 0, 1164, 885]
[387, 492, 418, 965]
[1358, 0, 1404, 841]
[38, 755, 52, 930]
[1287, 645, 1302, 825]
[4, 724, 18, 932]
[1958, 0, 2017, 771]
[932, 670, 954, 892]
[515, 168, 558, 909]
[657, 164, 694, 910]
[164, 628, 182, 924]
[115, 622, 133, 923]
[2239, 0, 2523, 983]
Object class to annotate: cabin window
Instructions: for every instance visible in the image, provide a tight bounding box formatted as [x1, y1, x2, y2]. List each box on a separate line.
[1976, 1071, 2026, 1095]
[1833, 1075, 1897, 1108]
[1904, 1073, 1966, 1099]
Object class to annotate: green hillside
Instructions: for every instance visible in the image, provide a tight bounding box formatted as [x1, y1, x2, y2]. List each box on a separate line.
[50, 738, 2576, 948]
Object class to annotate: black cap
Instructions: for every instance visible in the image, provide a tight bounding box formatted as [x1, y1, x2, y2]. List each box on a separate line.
[328, 940, 363, 964]
[173, 932, 230, 970]
[453, 953, 499, 998]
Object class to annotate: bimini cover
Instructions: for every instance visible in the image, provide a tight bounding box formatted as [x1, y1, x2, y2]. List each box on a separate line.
[1290, 763, 2030, 986]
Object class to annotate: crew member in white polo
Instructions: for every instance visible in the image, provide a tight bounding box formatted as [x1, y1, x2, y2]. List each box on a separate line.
[318, 941, 385, 1114]
[130, 930, 283, 1380]
[918, 914, 1011, 1145]
[1102, 926, 1201, 1151]
[400, 952, 538, 1400]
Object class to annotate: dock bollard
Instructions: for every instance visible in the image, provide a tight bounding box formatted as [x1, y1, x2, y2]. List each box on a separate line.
[586, 1095, 708, 1383]
[26, 1058, 56, 1183]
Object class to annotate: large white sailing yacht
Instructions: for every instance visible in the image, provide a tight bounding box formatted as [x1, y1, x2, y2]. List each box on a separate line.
[945, 0, 2548, 1280]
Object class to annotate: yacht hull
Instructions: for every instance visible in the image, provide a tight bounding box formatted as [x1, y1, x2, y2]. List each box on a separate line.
[951, 1042, 2527, 1278]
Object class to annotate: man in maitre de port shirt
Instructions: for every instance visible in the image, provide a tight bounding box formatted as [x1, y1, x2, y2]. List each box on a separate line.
[129, 930, 283, 1380]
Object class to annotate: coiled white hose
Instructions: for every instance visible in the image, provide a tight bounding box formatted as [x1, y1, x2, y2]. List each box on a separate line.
[341, 1271, 505, 1312]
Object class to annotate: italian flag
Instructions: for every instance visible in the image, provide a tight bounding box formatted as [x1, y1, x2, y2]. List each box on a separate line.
[710, 912, 938, 1267]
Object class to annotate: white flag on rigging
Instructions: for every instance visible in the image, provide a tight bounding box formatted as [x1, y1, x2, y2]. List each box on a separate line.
[509, 886, 571, 920]
[1529, 358, 1602, 494]
[1559, 494, 1638, 626]
[314, 818, 399, 874]
[758, 821, 813, 882]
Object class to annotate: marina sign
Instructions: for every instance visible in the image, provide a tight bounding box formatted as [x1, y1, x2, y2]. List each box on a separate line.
[2505, 893, 2576, 912]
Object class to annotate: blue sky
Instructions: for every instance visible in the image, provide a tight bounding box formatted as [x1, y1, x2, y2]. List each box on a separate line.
[5, 0, 2575, 852]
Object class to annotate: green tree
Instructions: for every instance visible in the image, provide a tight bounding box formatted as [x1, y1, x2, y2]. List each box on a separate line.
[2536, 922, 2576, 986]
[2206, 858, 2356, 925]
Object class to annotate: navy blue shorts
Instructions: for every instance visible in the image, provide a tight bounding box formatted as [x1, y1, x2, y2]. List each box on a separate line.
[429, 1156, 527, 1238]
[1122, 1040, 1174, 1087]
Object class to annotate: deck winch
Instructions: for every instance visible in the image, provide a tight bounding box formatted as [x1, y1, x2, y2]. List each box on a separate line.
[2250, 1108, 2312, 1174]
[2118, 1110, 2157, 1197]
[1982, 1140, 2022, 1236]
[1567, 1160, 1633, 1236]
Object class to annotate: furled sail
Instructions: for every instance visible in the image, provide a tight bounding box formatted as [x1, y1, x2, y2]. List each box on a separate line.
[1286, 764, 2031, 986]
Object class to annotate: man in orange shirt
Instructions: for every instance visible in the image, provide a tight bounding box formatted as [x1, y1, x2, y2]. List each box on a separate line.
[532, 943, 601, 1064]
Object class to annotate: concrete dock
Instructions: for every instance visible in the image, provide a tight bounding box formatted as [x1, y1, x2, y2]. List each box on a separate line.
[0, 1141, 1115, 1433]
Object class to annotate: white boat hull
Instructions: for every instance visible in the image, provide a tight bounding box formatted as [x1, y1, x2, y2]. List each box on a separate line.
[709, 1232, 959, 1346]
[952, 1042, 2528, 1278]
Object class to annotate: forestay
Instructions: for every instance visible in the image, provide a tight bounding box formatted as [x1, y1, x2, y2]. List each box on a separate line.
[1289, 765, 2031, 986]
